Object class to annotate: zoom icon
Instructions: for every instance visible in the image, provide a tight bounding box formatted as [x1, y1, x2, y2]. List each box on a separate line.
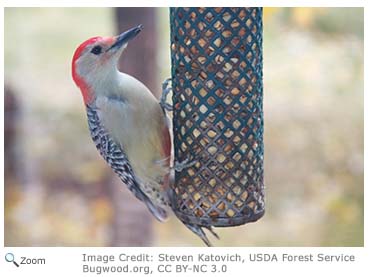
[5, 253, 20, 267]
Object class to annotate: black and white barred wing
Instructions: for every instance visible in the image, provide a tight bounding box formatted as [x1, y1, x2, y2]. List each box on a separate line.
[86, 105, 167, 221]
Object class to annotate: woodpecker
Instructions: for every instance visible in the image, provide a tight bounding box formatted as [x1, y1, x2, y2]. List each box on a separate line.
[72, 25, 218, 246]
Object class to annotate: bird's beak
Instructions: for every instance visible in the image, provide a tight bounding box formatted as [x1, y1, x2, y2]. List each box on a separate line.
[108, 24, 143, 51]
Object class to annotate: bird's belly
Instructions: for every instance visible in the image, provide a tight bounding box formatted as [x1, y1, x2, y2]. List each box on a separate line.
[100, 105, 166, 183]
[122, 125, 168, 206]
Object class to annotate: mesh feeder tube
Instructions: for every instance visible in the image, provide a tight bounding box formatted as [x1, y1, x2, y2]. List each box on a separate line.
[170, 7, 265, 228]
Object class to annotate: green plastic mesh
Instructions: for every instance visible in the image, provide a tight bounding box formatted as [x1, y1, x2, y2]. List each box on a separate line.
[170, 7, 264, 227]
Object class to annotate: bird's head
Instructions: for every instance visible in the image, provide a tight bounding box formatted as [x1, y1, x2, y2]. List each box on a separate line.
[72, 24, 143, 104]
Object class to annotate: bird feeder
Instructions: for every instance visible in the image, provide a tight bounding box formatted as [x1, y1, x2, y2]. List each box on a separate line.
[170, 7, 265, 227]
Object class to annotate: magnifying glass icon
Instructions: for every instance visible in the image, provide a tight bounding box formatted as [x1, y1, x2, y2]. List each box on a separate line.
[5, 253, 19, 267]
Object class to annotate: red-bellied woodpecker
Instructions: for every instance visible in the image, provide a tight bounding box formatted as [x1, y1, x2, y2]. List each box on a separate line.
[72, 25, 218, 246]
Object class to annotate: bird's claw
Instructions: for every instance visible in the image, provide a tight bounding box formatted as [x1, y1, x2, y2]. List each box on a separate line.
[174, 157, 197, 172]
[160, 78, 173, 112]
[162, 77, 172, 92]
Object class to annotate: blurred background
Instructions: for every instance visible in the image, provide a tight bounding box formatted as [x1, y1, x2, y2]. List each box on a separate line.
[4, 8, 363, 246]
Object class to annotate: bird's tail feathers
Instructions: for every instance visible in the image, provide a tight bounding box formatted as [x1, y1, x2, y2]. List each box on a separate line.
[183, 223, 219, 247]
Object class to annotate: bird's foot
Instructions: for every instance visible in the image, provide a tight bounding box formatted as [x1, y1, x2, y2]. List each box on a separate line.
[160, 78, 173, 112]
[174, 157, 197, 172]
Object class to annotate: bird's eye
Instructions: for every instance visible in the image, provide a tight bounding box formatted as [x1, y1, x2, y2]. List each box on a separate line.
[91, 46, 102, 55]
